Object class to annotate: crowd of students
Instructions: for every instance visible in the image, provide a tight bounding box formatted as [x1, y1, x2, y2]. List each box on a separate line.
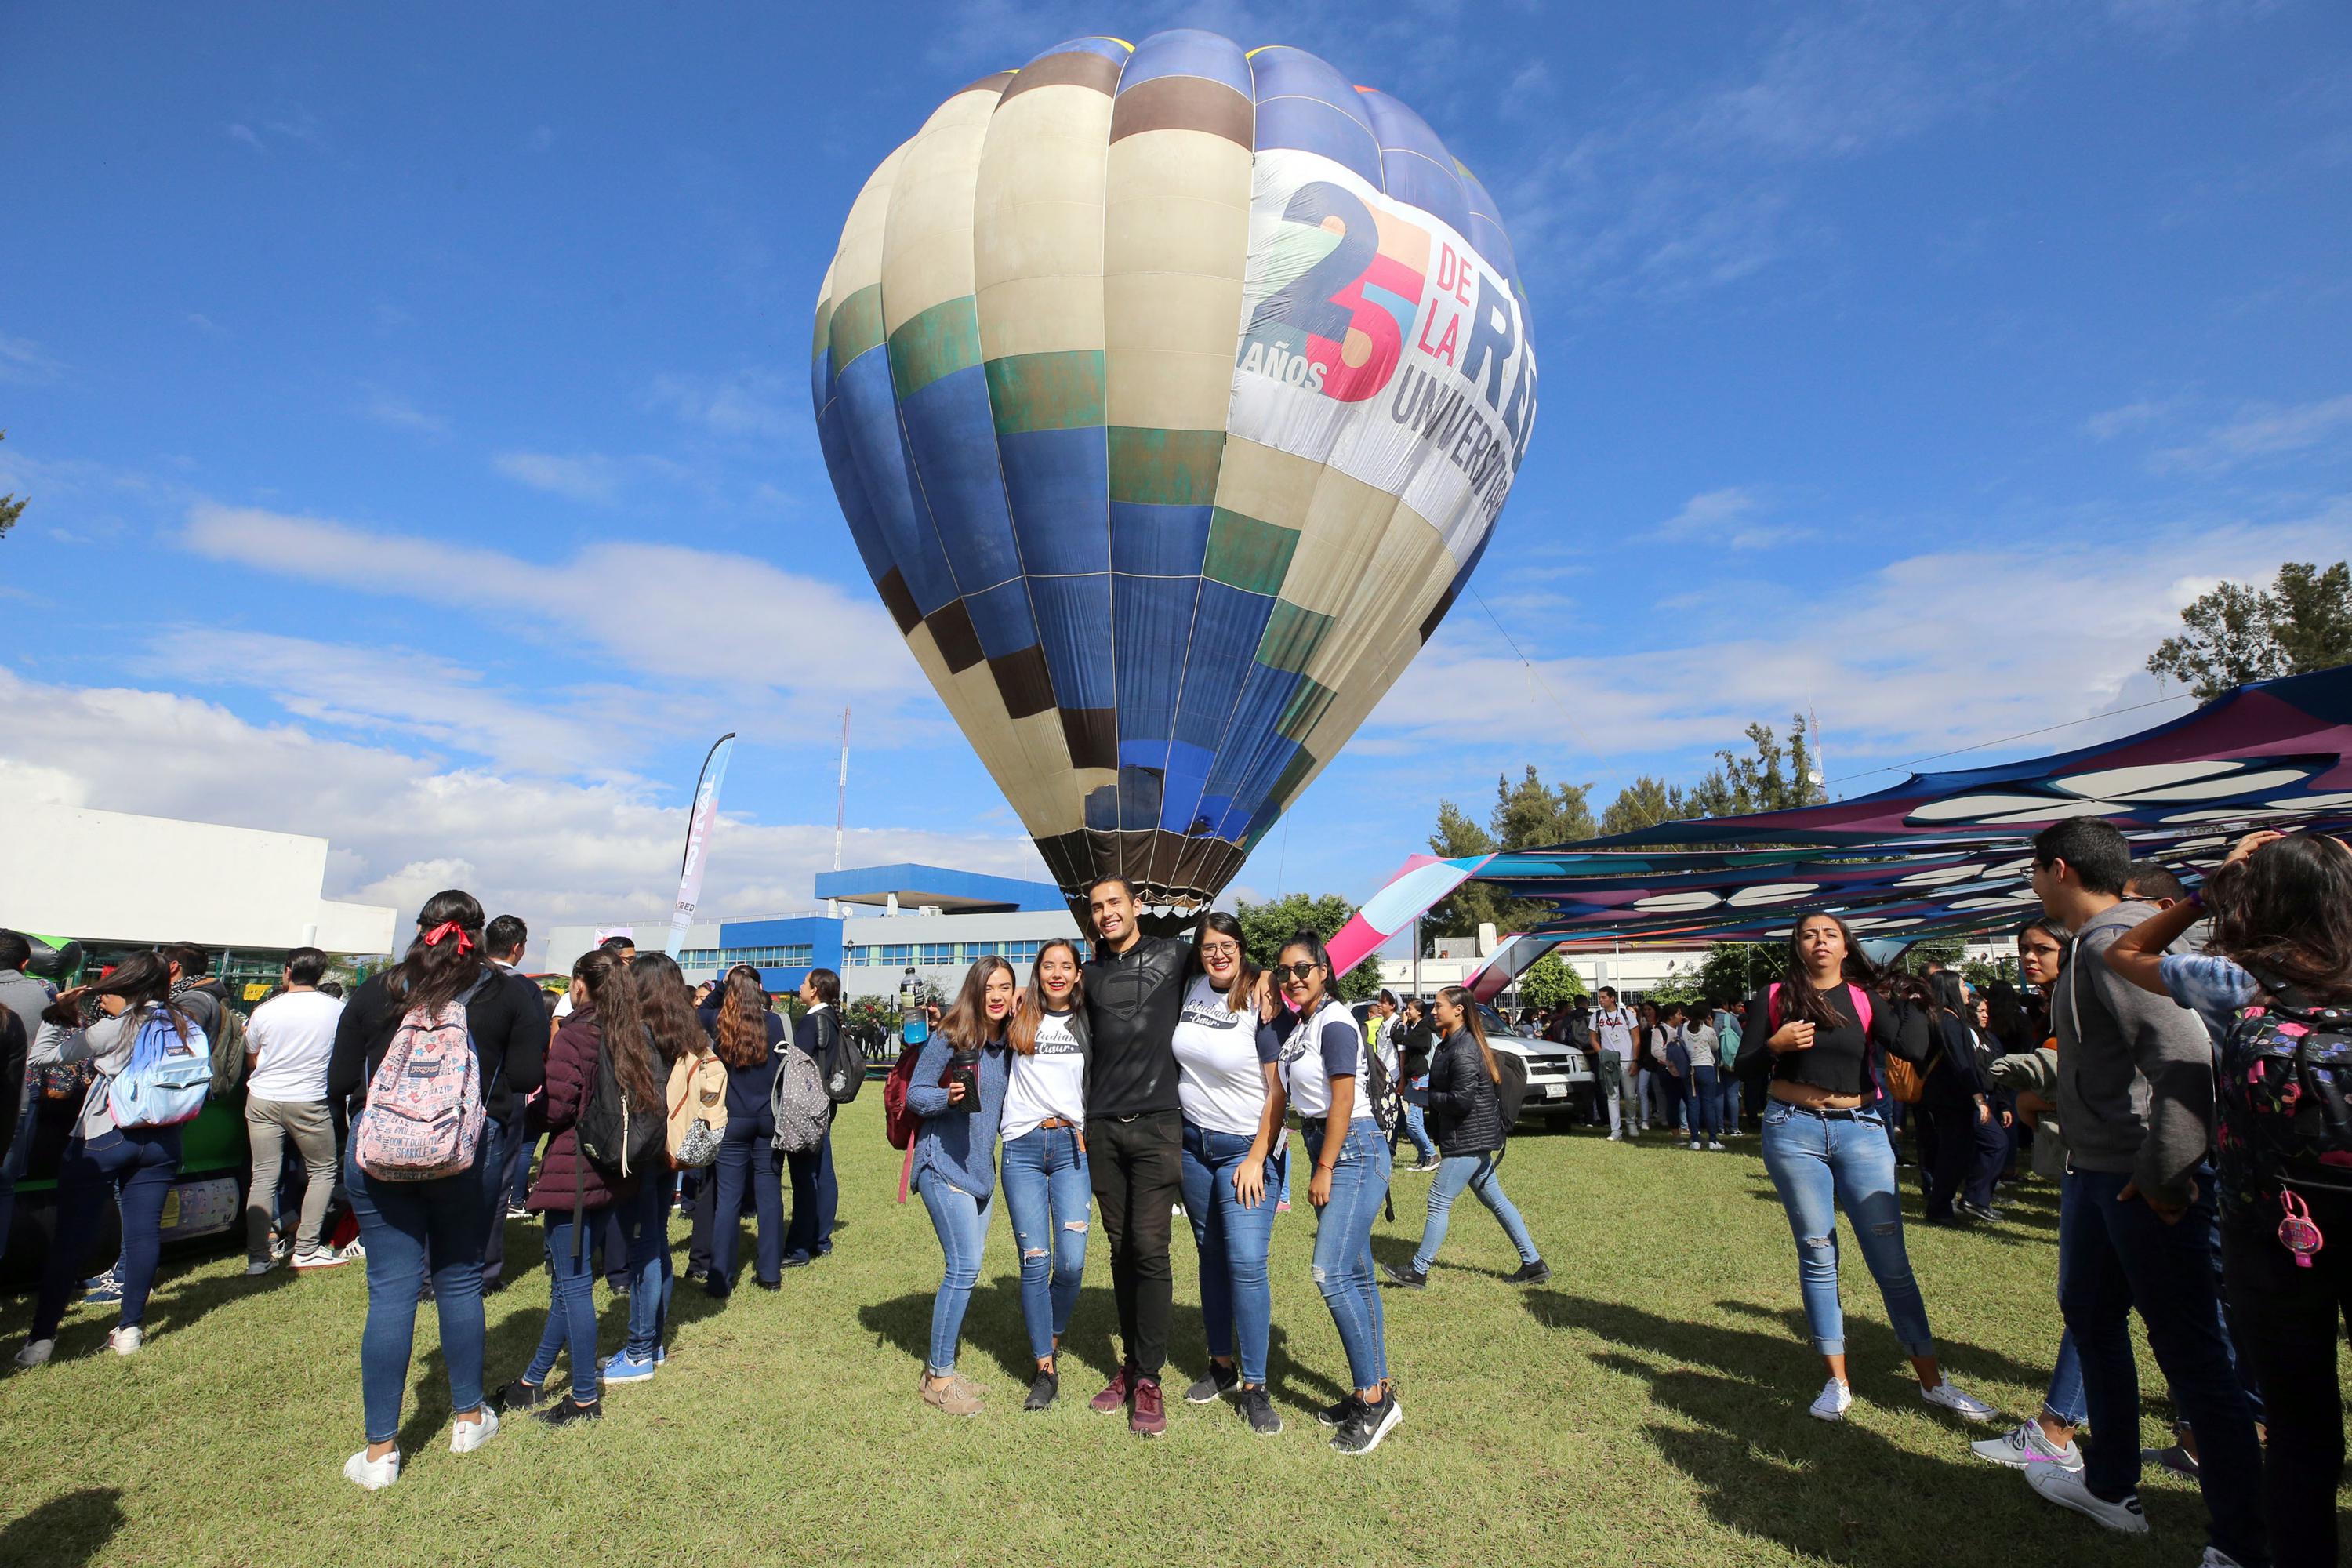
[0, 815, 2345, 1561]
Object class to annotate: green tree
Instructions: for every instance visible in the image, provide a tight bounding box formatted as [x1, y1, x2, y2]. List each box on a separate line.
[1886, 935, 1968, 976]
[0, 431, 24, 541]
[1515, 952, 1585, 1011]
[1425, 766, 1596, 938]
[1235, 891, 1383, 1002]
[1961, 955, 2020, 991]
[2147, 560, 2352, 700]
[1692, 941, 1774, 1003]
[1599, 775, 1690, 837]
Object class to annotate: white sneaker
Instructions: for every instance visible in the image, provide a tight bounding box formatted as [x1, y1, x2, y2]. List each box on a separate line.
[13, 1338, 55, 1369]
[109, 1327, 143, 1356]
[292, 1247, 349, 1270]
[449, 1406, 499, 1454]
[2198, 1550, 2245, 1567]
[1606, 1131, 1624, 1141]
[339, 1240, 366, 1261]
[1920, 1378, 1998, 1422]
[1689, 1141, 1704, 1150]
[245, 1259, 274, 1276]
[1808, 1377, 1853, 1421]
[343, 1448, 400, 1490]
[1971, 1420, 2084, 1472]
[2024, 1463, 2147, 1534]
[1707, 1141, 1727, 1151]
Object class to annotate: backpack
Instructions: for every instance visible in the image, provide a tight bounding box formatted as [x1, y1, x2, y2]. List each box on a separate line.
[576, 1022, 667, 1181]
[1666, 1029, 1692, 1075]
[106, 1008, 212, 1129]
[771, 1047, 833, 1155]
[666, 1051, 727, 1168]
[1492, 1048, 1530, 1131]
[1363, 1011, 1401, 1134]
[208, 1001, 248, 1098]
[810, 1009, 864, 1105]
[354, 999, 486, 1180]
[2213, 965, 2352, 1226]
[1766, 983, 1922, 1102]
[884, 1040, 927, 1151]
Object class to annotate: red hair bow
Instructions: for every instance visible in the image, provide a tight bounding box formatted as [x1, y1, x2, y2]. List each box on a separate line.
[422, 921, 474, 955]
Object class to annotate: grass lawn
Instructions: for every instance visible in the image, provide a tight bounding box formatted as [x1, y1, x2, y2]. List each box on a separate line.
[2, 1102, 2341, 1567]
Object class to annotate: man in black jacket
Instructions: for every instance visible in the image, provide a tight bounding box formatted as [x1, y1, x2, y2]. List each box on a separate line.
[481, 915, 547, 1290]
[783, 968, 843, 1265]
[1079, 876, 1190, 1438]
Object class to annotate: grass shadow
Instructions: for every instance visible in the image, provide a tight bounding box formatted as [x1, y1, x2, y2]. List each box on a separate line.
[140, 1258, 298, 1338]
[0, 1487, 123, 1568]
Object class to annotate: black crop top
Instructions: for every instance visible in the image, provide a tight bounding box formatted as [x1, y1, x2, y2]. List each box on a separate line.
[1734, 982, 1931, 1099]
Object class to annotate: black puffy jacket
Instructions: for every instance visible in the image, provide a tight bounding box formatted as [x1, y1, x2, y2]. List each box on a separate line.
[1425, 1028, 1504, 1156]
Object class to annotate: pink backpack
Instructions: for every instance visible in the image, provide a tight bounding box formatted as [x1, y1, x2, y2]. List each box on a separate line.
[354, 1000, 487, 1181]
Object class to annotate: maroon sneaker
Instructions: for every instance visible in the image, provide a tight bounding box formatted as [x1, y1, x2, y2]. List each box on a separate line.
[1129, 1377, 1167, 1437]
[1089, 1363, 1135, 1414]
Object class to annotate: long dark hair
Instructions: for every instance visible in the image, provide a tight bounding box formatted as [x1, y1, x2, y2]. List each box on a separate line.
[804, 967, 841, 1006]
[1009, 940, 1084, 1055]
[942, 956, 1015, 1049]
[1928, 969, 1969, 1018]
[383, 889, 488, 1018]
[1190, 909, 1261, 1014]
[1984, 979, 2029, 1052]
[1274, 927, 1337, 1016]
[1437, 985, 1500, 1084]
[89, 952, 194, 1041]
[1777, 912, 1880, 1028]
[2206, 833, 2352, 999]
[713, 965, 771, 1069]
[630, 952, 706, 1063]
[574, 948, 659, 1110]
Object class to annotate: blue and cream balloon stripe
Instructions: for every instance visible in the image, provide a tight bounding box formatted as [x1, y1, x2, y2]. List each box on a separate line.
[812, 29, 1537, 912]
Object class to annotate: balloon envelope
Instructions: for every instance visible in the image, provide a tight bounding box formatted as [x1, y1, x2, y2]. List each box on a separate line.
[811, 30, 1538, 912]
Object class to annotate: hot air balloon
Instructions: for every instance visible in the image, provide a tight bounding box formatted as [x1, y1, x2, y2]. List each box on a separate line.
[811, 29, 1537, 916]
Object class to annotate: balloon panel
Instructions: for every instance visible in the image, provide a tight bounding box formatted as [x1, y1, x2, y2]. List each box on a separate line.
[811, 31, 1538, 909]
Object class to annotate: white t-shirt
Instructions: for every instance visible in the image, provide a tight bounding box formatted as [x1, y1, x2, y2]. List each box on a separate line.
[1001, 1010, 1086, 1142]
[244, 989, 344, 1102]
[1593, 1007, 1638, 1062]
[1172, 975, 1279, 1137]
[1279, 998, 1373, 1122]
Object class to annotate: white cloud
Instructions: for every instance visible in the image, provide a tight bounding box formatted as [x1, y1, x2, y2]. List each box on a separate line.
[1370, 497, 2352, 779]
[0, 662, 1047, 935]
[492, 450, 624, 503]
[646, 371, 799, 441]
[177, 503, 927, 712]
[2082, 397, 2180, 440]
[1651, 485, 1804, 550]
[0, 331, 64, 384]
[358, 386, 448, 434]
[226, 123, 266, 154]
[184, 312, 228, 338]
[2157, 394, 2352, 473]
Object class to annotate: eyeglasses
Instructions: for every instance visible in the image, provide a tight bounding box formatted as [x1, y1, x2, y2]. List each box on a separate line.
[1274, 961, 1323, 982]
[1199, 942, 1240, 959]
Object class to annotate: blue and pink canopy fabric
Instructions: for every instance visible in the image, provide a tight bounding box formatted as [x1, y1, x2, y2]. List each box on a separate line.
[1327, 665, 2352, 979]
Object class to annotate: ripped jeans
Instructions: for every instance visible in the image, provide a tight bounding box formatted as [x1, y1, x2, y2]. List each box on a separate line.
[1759, 1101, 1935, 1358]
[1000, 1125, 1089, 1364]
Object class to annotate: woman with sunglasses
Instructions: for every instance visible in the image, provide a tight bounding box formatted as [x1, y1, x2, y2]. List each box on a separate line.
[1172, 911, 1285, 1435]
[1265, 930, 1399, 1454]
[998, 940, 1090, 1410]
[907, 956, 1015, 1416]
[1738, 911, 1998, 1425]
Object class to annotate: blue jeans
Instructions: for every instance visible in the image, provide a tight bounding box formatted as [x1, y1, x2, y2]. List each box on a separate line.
[1718, 1069, 1742, 1128]
[785, 1124, 837, 1261]
[1400, 1079, 1437, 1162]
[916, 1169, 990, 1377]
[345, 1142, 488, 1444]
[504, 1120, 535, 1209]
[1686, 1066, 1721, 1138]
[1305, 1118, 1390, 1392]
[1758, 1102, 1935, 1357]
[613, 1174, 674, 1359]
[1000, 1126, 1089, 1363]
[711, 1126, 782, 1290]
[524, 1210, 605, 1402]
[0, 1068, 40, 1263]
[1411, 1149, 1538, 1273]
[31, 1126, 181, 1340]
[479, 1110, 525, 1287]
[1179, 1122, 1278, 1385]
[2045, 1329, 2086, 1427]
[2059, 1168, 2267, 1565]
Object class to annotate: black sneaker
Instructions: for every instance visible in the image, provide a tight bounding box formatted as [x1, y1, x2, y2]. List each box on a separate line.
[1319, 1392, 1363, 1428]
[1380, 1262, 1428, 1290]
[496, 1378, 548, 1412]
[1238, 1385, 1283, 1436]
[1024, 1368, 1058, 1410]
[1958, 1201, 2003, 1224]
[1334, 1392, 1403, 1455]
[537, 1396, 603, 1428]
[1184, 1363, 1240, 1403]
[1508, 1259, 1552, 1285]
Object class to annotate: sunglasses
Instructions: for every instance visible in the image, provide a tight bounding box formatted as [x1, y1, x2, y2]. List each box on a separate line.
[1274, 960, 1323, 982]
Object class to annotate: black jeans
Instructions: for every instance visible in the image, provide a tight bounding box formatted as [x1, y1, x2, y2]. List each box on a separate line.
[1915, 1102, 1973, 1220]
[1087, 1110, 1182, 1381]
[2224, 1204, 2350, 1568]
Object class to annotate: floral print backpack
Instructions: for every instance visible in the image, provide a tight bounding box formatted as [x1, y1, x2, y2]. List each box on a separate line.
[2215, 964, 2352, 1229]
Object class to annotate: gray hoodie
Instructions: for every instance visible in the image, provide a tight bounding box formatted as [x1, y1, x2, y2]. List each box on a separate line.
[2053, 898, 2215, 1205]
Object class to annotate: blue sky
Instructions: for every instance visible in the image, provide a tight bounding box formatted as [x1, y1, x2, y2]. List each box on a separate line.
[3, 0, 2347, 933]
